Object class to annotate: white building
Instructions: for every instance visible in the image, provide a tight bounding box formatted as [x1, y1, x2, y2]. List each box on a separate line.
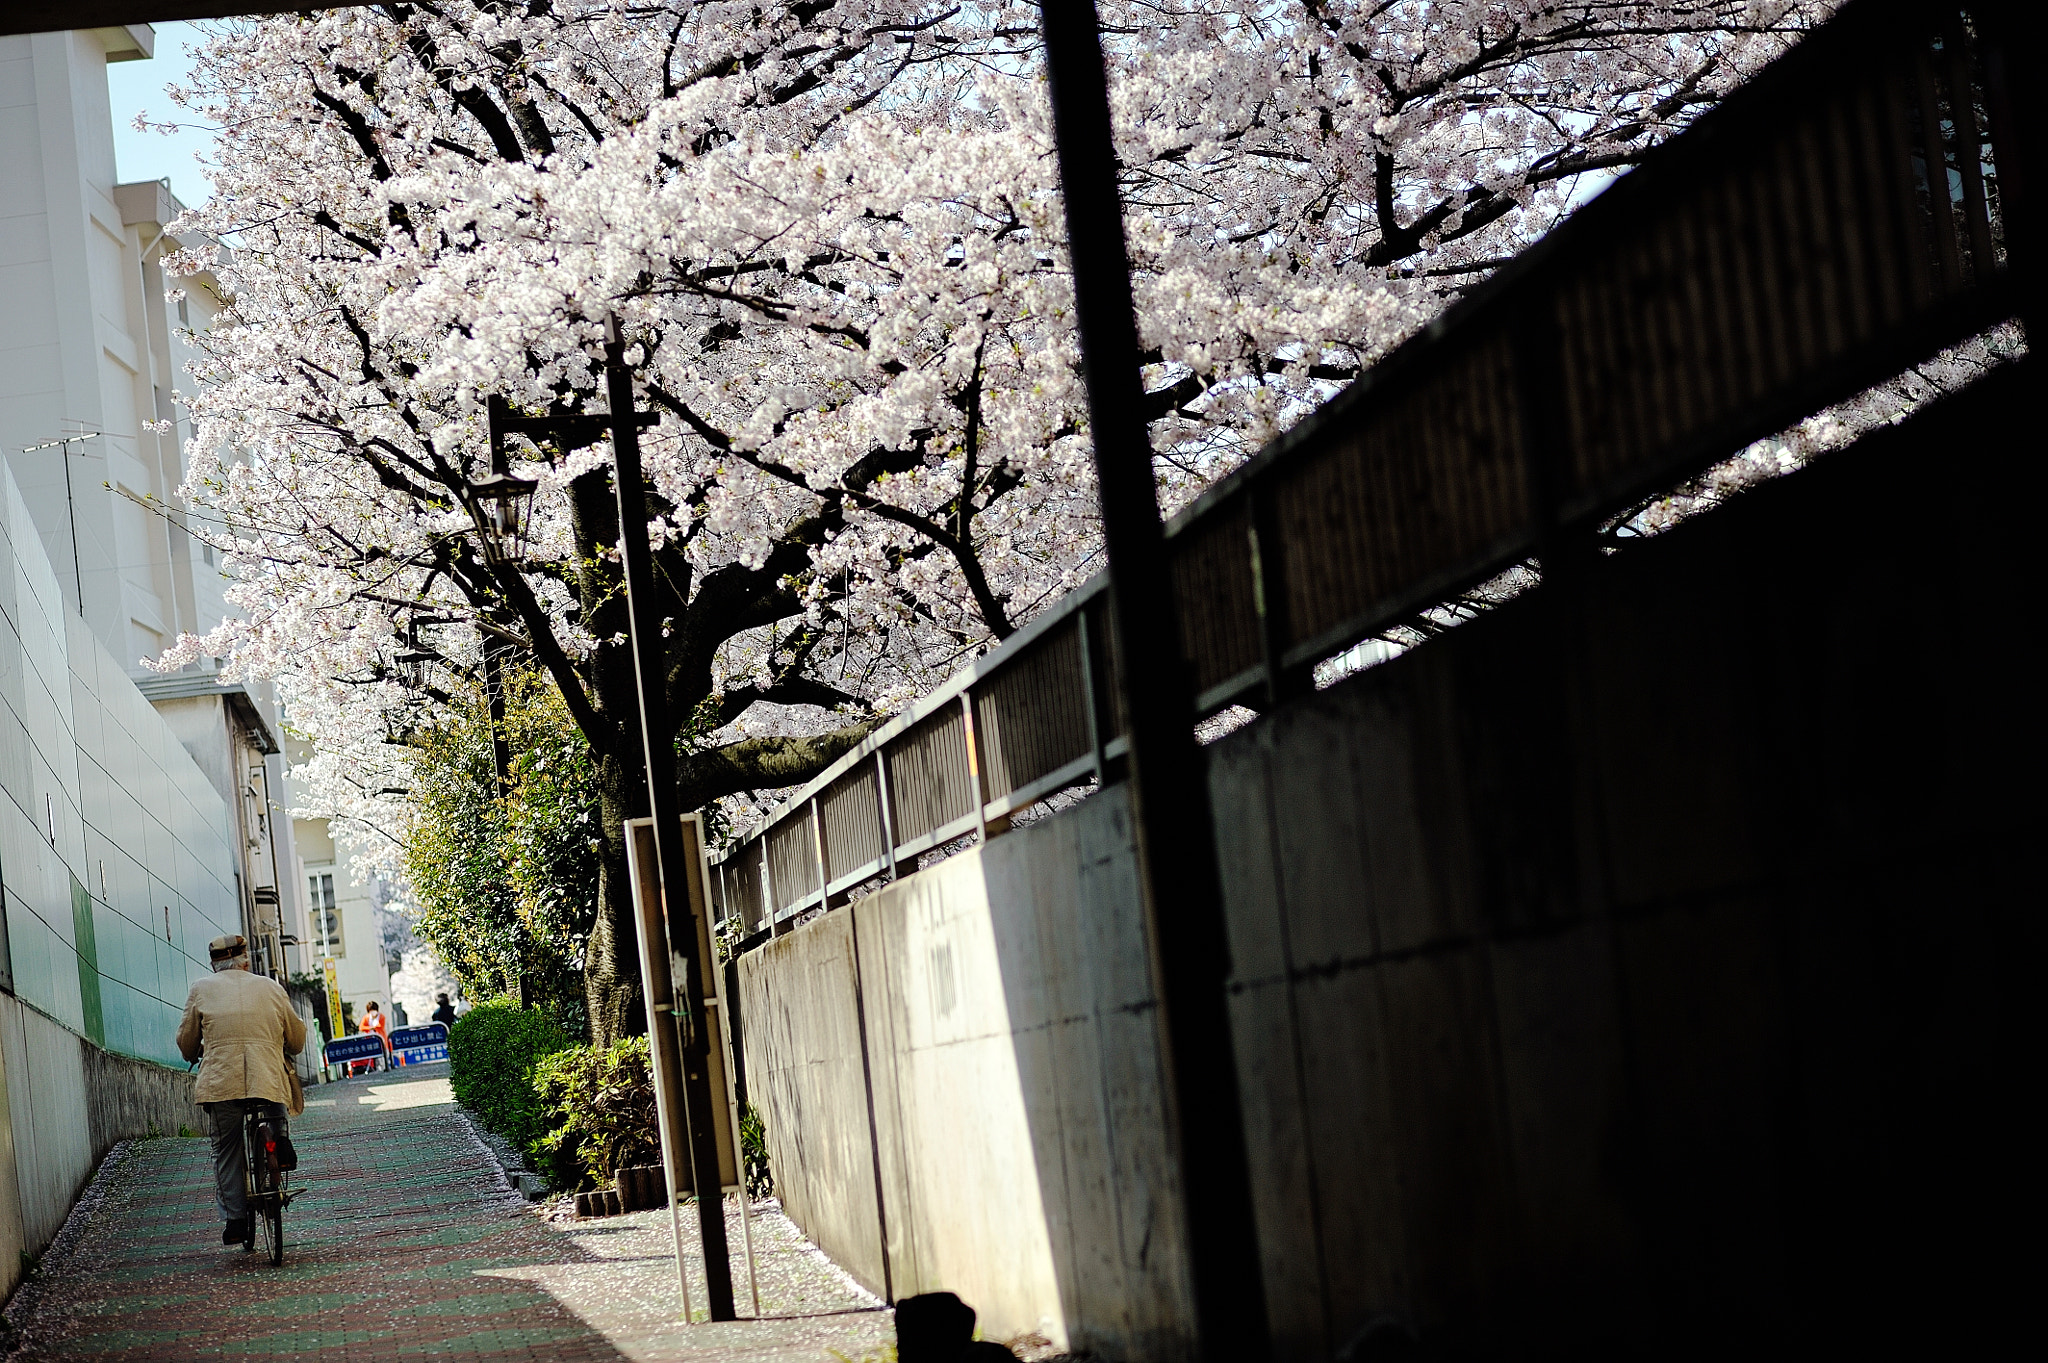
[0, 22, 325, 1294]
[0, 23, 311, 981]
[290, 788, 396, 1027]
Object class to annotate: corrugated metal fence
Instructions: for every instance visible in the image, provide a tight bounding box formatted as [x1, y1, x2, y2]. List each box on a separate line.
[712, 0, 2024, 939]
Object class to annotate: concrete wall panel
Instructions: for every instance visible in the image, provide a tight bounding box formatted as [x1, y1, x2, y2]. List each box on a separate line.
[859, 857, 1064, 1342]
[2, 996, 91, 1254]
[736, 912, 887, 1295]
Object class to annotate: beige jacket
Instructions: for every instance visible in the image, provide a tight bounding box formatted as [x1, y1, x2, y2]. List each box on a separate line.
[176, 968, 308, 1107]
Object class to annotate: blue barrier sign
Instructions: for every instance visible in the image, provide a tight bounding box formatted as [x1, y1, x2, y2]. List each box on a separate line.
[324, 1034, 386, 1066]
[388, 1023, 449, 1067]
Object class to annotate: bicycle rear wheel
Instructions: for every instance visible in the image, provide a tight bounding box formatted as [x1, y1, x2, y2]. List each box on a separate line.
[260, 1199, 283, 1265]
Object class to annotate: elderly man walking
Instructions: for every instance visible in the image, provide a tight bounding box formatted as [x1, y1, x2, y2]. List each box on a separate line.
[176, 934, 308, 1245]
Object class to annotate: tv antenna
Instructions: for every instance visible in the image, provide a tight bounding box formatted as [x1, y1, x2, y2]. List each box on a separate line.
[20, 424, 102, 615]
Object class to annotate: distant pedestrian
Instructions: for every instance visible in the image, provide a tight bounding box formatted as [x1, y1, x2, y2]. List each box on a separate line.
[431, 993, 457, 1028]
[356, 1000, 390, 1074]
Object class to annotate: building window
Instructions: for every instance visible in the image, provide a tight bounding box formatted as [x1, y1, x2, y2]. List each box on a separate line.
[308, 872, 343, 957]
[177, 297, 189, 326]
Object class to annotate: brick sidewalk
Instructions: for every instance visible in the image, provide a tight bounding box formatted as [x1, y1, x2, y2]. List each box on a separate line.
[3, 1065, 892, 1362]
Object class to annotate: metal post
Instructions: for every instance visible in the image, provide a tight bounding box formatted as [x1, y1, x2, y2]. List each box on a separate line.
[255, 759, 290, 978]
[626, 819, 695, 1322]
[960, 692, 987, 839]
[760, 838, 782, 939]
[604, 314, 737, 1322]
[1247, 488, 1302, 709]
[809, 798, 829, 912]
[1036, 3, 1272, 1358]
[875, 750, 899, 881]
[61, 438, 82, 615]
[1075, 607, 1107, 783]
[20, 433, 101, 617]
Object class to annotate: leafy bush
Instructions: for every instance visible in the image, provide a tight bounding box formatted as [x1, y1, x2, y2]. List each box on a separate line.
[741, 1103, 773, 1199]
[526, 1035, 776, 1197]
[447, 999, 574, 1154]
[534, 1037, 660, 1191]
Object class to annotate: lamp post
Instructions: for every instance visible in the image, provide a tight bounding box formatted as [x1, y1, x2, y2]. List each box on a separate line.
[469, 427, 543, 792]
[393, 649, 437, 692]
[485, 363, 737, 1322]
[472, 407, 541, 565]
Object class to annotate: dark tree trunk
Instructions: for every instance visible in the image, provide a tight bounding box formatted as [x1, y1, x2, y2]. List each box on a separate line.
[585, 749, 648, 1045]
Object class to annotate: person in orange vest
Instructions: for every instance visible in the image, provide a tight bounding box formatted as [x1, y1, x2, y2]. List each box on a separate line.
[356, 1000, 390, 1074]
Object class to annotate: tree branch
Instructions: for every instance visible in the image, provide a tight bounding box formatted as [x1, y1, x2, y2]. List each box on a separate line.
[676, 722, 883, 807]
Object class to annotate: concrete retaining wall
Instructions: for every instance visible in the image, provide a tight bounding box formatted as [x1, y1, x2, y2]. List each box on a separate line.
[739, 366, 2038, 1357]
[0, 993, 199, 1279]
[738, 803, 1192, 1354]
[0, 440, 242, 1301]
[83, 1029, 203, 1153]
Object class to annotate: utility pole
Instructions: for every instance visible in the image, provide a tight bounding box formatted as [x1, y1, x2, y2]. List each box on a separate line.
[484, 339, 737, 1321]
[1036, 2, 1272, 1356]
[601, 315, 737, 1321]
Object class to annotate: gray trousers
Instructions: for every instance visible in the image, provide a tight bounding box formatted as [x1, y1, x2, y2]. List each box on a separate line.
[203, 1099, 287, 1221]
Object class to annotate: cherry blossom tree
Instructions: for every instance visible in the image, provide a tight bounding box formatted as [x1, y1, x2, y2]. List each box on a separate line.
[153, 0, 1827, 1042]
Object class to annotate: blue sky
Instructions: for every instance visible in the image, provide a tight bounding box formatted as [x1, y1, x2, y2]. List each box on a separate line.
[106, 22, 215, 209]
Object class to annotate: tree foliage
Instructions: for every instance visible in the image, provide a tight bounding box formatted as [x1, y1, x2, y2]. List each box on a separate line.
[403, 671, 601, 1036]
[153, 0, 1828, 1042]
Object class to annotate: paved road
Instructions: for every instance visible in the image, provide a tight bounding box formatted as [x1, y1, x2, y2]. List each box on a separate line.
[4, 1065, 891, 1362]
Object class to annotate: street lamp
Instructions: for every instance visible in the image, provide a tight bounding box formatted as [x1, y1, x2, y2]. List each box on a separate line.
[471, 470, 538, 564]
[391, 617, 449, 691]
[393, 649, 438, 690]
[475, 395, 550, 565]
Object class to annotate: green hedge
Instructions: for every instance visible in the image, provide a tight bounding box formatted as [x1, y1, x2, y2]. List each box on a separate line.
[447, 999, 573, 1155]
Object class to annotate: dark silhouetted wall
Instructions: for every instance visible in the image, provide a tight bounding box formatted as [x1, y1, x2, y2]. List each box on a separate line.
[739, 364, 2039, 1359]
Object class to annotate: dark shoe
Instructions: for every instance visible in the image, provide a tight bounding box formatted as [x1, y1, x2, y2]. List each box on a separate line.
[223, 1216, 251, 1245]
[275, 1134, 298, 1171]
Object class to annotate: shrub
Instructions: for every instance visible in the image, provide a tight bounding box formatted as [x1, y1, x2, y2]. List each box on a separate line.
[447, 999, 574, 1154]
[533, 1036, 659, 1191]
[741, 1102, 773, 1199]
[527, 1036, 776, 1197]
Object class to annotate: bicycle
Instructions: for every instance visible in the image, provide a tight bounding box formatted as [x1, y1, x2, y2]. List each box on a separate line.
[240, 1104, 296, 1265]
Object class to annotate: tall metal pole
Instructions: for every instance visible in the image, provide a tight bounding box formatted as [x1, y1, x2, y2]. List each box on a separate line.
[1036, 3, 1272, 1356]
[604, 313, 737, 1322]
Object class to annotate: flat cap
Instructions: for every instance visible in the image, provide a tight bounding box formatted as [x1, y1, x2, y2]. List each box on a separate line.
[208, 934, 248, 959]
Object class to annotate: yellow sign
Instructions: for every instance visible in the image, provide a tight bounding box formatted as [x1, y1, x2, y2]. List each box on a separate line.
[322, 957, 343, 1039]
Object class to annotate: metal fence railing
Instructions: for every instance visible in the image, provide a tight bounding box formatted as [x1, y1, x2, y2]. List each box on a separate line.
[711, 0, 2025, 939]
